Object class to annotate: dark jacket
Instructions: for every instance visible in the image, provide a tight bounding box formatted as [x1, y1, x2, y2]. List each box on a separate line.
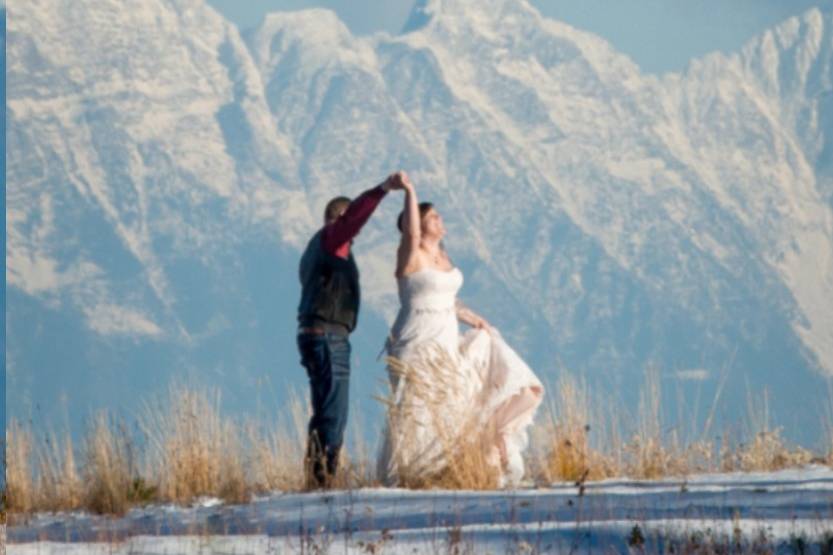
[297, 230, 360, 332]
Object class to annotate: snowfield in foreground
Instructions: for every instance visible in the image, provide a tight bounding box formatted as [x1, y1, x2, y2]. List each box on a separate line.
[6, 466, 833, 554]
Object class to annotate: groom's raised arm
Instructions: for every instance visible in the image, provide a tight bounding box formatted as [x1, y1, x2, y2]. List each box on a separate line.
[322, 176, 398, 259]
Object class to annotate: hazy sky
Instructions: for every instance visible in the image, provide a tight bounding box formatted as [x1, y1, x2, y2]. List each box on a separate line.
[207, 0, 832, 74]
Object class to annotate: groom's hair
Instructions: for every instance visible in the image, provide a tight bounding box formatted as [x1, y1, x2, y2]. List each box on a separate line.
[397, 202, 434, 232]
[324, 196, 352, 224]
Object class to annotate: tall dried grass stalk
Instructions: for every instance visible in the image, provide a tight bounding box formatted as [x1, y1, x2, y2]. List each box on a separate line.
[35, 431, 81, 511]
[341, 404, 377, 488]
[140, 385, 248, 504]
[82, 412, 133, 515]
[248, 391, 308, 493]
[540, 367, 716, 483]
[381, 349, 500, 489]
[6, 421, 34, 513]
[824, 381, 833, 467]
[536, 373, 615, 482]
[721, 389, 813, 471]
[623, 365, 698, 479]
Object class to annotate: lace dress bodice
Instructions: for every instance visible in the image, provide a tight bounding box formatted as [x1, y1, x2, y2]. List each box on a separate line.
[397, 267, 462, 311]
[387, 268, 463, 364]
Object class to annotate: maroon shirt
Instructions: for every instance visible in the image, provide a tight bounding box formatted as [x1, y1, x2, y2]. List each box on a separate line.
[321, 185, 387, 259]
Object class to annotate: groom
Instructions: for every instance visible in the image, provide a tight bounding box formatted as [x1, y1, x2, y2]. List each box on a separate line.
[297, 172, 406, 488]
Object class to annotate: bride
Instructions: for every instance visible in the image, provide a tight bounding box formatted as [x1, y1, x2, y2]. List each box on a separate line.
[377, 173, 544, 487]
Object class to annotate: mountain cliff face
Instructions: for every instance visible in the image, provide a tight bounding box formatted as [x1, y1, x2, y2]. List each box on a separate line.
[7, 0, 832, 444]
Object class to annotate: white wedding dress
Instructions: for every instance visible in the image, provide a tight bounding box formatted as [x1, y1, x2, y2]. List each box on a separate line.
[376, 267, 544, 487]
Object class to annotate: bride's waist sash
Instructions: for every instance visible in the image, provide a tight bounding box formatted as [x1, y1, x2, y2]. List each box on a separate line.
[399, 303, 456, 315]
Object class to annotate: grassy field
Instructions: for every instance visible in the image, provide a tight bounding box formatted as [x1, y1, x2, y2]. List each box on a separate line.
[4, 367, 832, 518]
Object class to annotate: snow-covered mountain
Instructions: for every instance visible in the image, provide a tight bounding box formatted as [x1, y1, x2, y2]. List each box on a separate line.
[7, 0, 833, 445]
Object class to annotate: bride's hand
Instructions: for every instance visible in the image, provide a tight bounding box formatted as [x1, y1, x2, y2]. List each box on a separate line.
[456, 299, 490, 330]
[399, 171, 414, 190]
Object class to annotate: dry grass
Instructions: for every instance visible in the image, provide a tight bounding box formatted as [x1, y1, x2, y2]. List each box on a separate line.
[81, 413, 134, 515]
[340, 407, 379, 489]
[6, 421, 34, 514]
[537, 368, 816, 483]
[34, 430, 82, 512]
[534, 367, 714, 483]
[4, 383, 378, 515]
[4, 370, 831, 516]
[721, 428, 813, 472]
[140, 385, 249, 504]
[533, 373, 616, 482]
[246, 389, 374, 492]
[247, 391, 309, 493]
[721, 389, 813, 472]
[622, 366, 714, 479]
[824, 381, 833, 467]
[623, 365, 679, 479]
[380, 349, 501, 489]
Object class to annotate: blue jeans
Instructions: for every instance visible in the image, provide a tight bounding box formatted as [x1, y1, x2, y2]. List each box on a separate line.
[297, 331, 351, 487]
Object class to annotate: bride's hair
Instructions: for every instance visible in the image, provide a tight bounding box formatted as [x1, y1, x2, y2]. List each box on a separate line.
[397, 201, 451, 261]
[397, 202, 434, 232]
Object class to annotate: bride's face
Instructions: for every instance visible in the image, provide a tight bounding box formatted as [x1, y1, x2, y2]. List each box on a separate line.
[421, 208, 445, 239]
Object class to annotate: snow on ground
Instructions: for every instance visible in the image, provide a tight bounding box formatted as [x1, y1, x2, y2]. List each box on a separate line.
[6, 466, 833, 554]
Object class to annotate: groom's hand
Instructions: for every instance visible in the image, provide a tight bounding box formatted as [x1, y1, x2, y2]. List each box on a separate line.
[382, 172, 398, 192]
[384, 171, 409, 192]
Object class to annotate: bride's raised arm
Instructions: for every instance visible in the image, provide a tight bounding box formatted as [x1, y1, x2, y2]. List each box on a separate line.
[395, 174, 421, 277]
